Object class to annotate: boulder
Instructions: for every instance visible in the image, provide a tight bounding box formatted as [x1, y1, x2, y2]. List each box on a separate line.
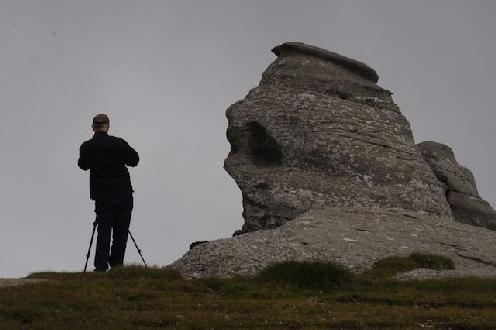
[418, 141, 496, 230]
[448, 191, 496, 230]
[417, 141, 478, 196]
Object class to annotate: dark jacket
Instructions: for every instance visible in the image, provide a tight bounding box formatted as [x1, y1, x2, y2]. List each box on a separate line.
[78, 131, 139, 200]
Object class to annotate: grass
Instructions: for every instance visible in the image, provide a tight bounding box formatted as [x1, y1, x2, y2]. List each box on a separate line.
[1, 254, 496, 329]
[256, 261, 356, 290]
[363, 252, 455, 279]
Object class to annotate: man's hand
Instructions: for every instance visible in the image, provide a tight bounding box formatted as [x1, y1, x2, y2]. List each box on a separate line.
[124, 142, 139, 167]
[78, 144, 90, 171]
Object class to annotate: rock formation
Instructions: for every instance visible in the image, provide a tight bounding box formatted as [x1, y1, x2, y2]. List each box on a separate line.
[225, 42, 450, 233]
[418, 141, 496, 230]
[171, 42, 496, 279]
[173, 208, 496, 278]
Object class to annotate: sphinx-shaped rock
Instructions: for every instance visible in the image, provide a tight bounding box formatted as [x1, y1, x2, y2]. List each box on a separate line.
[225, 42, 451, 233]
[172, 42, 496, 279]
[418, 141, 496, 230]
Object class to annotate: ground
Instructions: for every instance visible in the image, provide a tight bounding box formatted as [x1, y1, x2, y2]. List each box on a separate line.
[1, 259, 496, 329]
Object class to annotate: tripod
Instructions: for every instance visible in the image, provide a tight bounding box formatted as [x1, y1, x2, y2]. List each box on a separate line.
[83, 221, 148, 272]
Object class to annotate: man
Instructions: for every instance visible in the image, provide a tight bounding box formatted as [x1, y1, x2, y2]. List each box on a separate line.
[78, 114, 139, 272]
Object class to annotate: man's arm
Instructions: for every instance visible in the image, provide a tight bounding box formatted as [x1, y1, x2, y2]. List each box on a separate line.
[123, 141, 139, 167]
[78, 144, 90, 171]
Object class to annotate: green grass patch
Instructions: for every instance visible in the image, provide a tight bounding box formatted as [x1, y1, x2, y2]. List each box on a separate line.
[256, 260, 356, 290]
[363, 252, 455, 278]
[106, 265, 183, 280]
[3, 256, 496, 329]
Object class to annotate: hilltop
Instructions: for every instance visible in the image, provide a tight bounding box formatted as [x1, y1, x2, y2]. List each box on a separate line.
[2, 261, 496, 329]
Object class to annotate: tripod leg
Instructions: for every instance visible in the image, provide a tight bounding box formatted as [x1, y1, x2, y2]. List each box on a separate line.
[128, 230, 148, 268]
[83, 221, 98, 272]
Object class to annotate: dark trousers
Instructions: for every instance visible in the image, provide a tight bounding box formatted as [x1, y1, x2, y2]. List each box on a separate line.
[94, 193, 133, 271]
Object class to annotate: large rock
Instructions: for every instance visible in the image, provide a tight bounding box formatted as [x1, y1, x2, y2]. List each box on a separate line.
[225, 42, 450, 233]
[418, 141, 496, 230]
[448, 192, 496, 230]
[417, 141, 478, 196]
[171, 42, 496, 280]
[172, 208, 496, 278]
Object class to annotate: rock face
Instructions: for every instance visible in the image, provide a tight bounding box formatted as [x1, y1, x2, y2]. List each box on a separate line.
[418, 141, 496, 230]
[171, 42, 496, 279]
[225, 42, 450, 233]
[172, 208, 496, 279]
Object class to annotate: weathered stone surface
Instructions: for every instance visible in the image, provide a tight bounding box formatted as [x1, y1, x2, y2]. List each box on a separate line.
[172, 43, 496, 280]
[271, 42, 379, 83]
[189, 241, 208, 250]
[394, 268, 496, 281]
[172, 208, 496, 279]
[417, 141, 478, 196]
[418, 141, 496, 230]
[448, 191, 496, 230]
[225, 42, 450, 233]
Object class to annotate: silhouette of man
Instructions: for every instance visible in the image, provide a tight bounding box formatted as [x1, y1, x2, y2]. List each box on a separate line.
[78, 114, 139, 272]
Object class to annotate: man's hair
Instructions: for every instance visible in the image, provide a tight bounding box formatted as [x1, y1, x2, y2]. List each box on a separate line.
[92, 114, 110, 130]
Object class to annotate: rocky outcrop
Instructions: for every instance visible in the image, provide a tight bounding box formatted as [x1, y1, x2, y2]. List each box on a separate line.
[418, 141, 496, 230]
[447, 192, 496, 230]
[172, 208, 496, 278]
[417, 141, 479, 196]
[171, 42, 496, 279]
[225, 42, 450, 233]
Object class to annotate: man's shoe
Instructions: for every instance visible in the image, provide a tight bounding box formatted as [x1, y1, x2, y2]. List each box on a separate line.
[109, 265, 124, 272]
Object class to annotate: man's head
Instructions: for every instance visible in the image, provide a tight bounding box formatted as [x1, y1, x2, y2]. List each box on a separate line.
[92, 114, 110, 132]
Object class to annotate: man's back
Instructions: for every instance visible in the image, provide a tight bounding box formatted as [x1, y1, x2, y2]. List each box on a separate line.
[78, 131, 139, 200]
[79, 114, 140, 272]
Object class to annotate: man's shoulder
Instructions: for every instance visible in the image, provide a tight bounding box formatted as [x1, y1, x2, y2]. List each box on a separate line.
[80, 139, 92, 148]
[81, 134, 128, 148]
[108, 135, 128, 145]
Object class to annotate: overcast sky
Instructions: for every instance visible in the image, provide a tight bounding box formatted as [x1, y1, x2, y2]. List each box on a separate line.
[1, 0, 495, 278]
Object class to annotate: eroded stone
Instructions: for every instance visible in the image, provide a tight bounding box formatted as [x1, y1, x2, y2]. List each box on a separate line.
[418, 141, 496, 230]
[225, 42, 451, 233]
[173, 43, 496, 280]
[172, 208, 496, 279]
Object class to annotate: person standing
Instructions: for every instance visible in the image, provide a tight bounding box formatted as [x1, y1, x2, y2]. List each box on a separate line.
[78, 114, 139, 272]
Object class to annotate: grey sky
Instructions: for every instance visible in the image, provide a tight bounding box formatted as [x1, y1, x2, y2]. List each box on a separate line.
[1, 0, 495, 277]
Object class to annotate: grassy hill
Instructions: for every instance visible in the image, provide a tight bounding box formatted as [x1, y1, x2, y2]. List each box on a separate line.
[1, 254, 496, 329]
